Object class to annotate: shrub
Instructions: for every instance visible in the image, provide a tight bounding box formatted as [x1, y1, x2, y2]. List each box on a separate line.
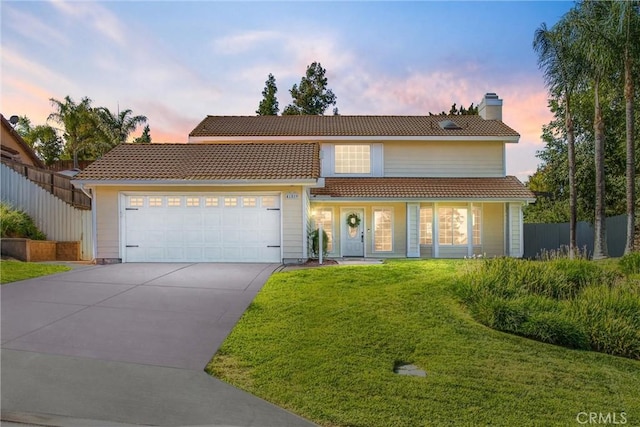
[0, 203, 46, 240]
[571, 283, 640, 359]
[547, 259, 619, 299]
[458, 257, 639, 359]
[619, 252, 640, 276]
[471, 296, 528, 332]
[309, 228, 328, 259]
[520, 311, 590, 350]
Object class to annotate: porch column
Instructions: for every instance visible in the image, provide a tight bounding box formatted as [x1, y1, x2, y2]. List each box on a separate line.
[467, 203, 474, 257]
[507, 203, 524, 257]
[433, 203, 439, 258]
[406, 203, 420, 258]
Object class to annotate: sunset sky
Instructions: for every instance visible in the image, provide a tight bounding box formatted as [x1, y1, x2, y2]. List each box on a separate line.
[1, 1, 574, 181]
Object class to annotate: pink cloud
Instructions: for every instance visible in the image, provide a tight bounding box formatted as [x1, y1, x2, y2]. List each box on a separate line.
[133, 101, 198, 143]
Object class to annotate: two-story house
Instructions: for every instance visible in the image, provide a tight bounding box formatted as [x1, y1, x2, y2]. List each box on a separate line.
[73, 93, 534, 264]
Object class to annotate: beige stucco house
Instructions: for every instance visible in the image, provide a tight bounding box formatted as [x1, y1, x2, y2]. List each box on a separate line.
[73, 93, 535, 264]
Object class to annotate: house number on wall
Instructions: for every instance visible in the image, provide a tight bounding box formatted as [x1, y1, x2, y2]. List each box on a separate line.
[286, 192, 299, 199]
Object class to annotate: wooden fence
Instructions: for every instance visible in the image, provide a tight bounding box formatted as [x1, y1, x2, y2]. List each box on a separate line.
[1, 163, 93, 260]
[1, 159, 91, 210]
[46, 159, 94, 172]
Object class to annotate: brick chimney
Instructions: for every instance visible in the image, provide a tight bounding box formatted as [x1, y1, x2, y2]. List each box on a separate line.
[478, 93, 503, 121]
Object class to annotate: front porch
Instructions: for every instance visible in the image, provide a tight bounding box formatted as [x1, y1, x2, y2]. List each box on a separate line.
[308, 201, 525, 259]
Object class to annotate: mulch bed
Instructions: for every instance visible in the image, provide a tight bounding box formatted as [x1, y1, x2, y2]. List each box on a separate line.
[302, 259, 339, 267]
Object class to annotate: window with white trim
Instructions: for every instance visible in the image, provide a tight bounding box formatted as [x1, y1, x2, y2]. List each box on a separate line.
[129, 197, 143, 207]
[167, 197, 181, 207]
[419, 207, 433, 245]
[373, 208, 393, 252]
[224, 197, 238, 207]
[149, 197, 163, 207]
[205, 197, 219, 207]
[315, 208, 333, 252]
[243, 197, 257, 207]
[438, 207, 469, 245]
[262, 196, 277, 208]
[186, 197, 200, 207]
[335, 145, 371, 174]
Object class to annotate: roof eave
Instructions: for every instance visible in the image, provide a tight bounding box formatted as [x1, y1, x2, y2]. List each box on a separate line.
[72, 178, 320, 188]
[188, 135, 520, 143]
[309, 196, 536, 203]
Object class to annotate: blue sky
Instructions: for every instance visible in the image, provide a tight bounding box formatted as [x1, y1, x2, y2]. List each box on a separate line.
[1, 1, 574, 180]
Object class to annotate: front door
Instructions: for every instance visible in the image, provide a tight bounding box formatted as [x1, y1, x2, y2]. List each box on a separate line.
[342, 208, 364, 257]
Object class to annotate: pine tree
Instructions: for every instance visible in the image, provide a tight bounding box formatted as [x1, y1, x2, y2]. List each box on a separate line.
[283, 62, 337, 115]
[256, 74, 279, 115]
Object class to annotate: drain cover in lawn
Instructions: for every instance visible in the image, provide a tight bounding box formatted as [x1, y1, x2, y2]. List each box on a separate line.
[394, 364, 426, 377]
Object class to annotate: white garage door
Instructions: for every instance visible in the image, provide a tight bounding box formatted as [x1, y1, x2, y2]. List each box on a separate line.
[123, 194, 281, 263]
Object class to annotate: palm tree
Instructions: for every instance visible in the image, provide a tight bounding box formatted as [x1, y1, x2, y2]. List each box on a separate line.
[48, 96, 96, 169]
[95, 107, 147, 155]
[574, 1, 618, 259]
[610, 0, 640, 254]
[533, 18, 583, 258]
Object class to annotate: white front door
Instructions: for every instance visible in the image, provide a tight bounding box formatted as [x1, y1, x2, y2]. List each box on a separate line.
[342, 209, 364, 257]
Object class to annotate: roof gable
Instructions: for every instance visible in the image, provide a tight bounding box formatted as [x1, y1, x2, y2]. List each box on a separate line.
[189, 115, 520, 139]
[74, 142, 320, 182]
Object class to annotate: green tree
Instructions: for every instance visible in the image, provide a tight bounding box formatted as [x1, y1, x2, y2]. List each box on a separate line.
[283, 62, 337, 115]
[15, 116, 62, 165]
[528, 1, 640, 255]
[95, 107, 147, 154]
[533, 17, 583, 258]
[15, 116, 34, 141]
[133, 125, 152, 144]
[256, 73, 279, 115]
[28, 125, 62, 166]
[48, 96, 96, 169]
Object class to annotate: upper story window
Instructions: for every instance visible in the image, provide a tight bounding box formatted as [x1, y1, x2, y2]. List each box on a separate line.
[335, 145, 371, 174]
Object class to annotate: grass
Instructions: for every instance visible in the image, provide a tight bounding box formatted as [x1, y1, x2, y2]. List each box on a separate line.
[207, 260, 640, 426]
[0, 260, 71, 284]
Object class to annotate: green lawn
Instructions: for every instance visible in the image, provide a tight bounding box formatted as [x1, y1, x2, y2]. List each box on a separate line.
[207, 260, 639, 427]
[0, 260, 71, 284]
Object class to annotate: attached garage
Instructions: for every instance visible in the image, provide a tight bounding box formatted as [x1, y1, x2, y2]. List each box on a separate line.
[71, 142, 320, 264]
[122, 194, 281, 263]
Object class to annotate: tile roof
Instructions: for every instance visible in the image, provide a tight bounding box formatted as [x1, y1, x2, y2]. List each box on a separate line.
[311, 177, 535, 200]
[74, 143, 320, 181]
[189, 115, 520, 138]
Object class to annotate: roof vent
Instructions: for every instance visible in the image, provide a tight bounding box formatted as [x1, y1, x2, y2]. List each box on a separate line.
[438, 120, 462, 130]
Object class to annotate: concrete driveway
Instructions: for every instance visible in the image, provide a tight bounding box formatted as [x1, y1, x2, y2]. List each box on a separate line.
[1, 263, 316, 427]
